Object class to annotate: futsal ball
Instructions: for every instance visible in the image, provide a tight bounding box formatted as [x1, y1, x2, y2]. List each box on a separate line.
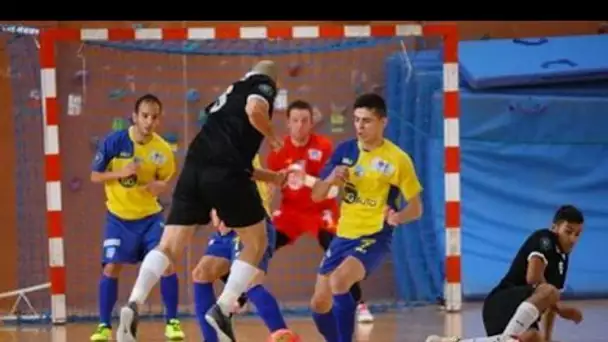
[267, 329, 301, 342]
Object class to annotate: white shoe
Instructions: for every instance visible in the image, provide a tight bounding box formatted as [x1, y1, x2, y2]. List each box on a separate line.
[356, 303, 374, 323]
[117, 303, 139, 342]
[425, 335, 461, 342]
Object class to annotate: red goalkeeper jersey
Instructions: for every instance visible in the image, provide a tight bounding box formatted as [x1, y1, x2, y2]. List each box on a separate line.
[267, 134, 338, 215]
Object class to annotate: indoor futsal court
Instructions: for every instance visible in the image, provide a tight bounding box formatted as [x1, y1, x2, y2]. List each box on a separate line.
[2, 20, 608, 342]
[2, 300, 607, 341]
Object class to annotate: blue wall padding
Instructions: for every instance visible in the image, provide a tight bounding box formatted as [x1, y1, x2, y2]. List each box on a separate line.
[459, 35, 608, 89]
[385, 44, 608, 302]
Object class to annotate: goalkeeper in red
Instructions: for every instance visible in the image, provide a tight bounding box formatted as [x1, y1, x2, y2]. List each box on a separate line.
[266, 99, 374, 323]
[309, 93, 424, 342]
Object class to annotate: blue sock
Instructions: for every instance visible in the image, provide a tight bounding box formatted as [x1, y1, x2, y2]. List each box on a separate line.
[194, 282, 218, 342]
[312, 311, 339, 342]
[247, 285, 287, 332]
[160, 273, 179, 322]
[332, 292, 356, 342]
[98, 275, 118, 327]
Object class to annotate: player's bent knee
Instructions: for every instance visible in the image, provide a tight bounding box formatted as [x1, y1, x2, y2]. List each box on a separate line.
[236, 221, 268, 258]
[534, 283, 560, 306]
[102, 263, 122, 277]
[329, 272, 352, 295]
[329, 257, 365, 294]
[157, 225, 196, 263]
[310, 289, 332, 313]
[192, 256, 229, 283]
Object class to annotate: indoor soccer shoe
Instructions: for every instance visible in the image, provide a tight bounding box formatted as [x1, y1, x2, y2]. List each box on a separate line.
[267, 329, 301, 341]
[117, 302, 139, 342]
[205, 304, 236, 342]
[356, 302, 374, 323]
[90, 324, 111, 341]
[164, 319, 186, 340]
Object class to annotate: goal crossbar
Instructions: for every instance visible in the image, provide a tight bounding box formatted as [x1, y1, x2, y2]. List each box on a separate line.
[36, 23, 461, 324]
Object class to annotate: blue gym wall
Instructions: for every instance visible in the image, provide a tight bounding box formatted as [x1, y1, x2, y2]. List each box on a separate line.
[385, 46, 608, 301]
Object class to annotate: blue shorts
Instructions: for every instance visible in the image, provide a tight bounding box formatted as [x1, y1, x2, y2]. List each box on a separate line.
[102, 211, 164, 265]
[318, 228, 392, 278]
[205, 230, 238, 260]
[204, 218, 276, 273]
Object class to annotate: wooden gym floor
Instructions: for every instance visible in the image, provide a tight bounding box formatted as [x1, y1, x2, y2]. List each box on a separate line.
[1, 300, 605, 341]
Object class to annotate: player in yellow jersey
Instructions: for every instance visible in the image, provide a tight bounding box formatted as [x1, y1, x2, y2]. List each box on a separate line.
[89, 94, 185, 341]
[190, 154, 295, 341]
[309, 93, 424, 342]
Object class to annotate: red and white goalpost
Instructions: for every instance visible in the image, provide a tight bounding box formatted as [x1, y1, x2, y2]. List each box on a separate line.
[37, 23, 460, 324]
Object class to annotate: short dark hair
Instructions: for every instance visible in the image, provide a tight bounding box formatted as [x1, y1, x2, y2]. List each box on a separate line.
[553, 205, 584, 224]
[353, 93, 387, 118]
[134, 94, 162, 113]
[286, 100, 313, 118]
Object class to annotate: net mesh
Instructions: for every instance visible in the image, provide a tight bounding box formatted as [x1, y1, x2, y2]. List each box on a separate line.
[4, 34, 446, 320]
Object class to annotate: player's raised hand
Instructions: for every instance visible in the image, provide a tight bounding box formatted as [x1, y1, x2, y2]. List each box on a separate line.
[118, 161, 138, 178]
[385, 208, 401, 227]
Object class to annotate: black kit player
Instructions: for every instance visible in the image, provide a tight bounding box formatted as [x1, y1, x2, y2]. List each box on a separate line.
[116, 60, 288, 342]
[426, 205, 584, 342]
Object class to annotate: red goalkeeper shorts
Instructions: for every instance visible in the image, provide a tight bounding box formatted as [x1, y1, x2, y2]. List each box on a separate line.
[272, 207, 337, 243]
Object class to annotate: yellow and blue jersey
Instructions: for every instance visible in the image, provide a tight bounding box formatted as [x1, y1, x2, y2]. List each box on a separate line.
[320, 138, 422, 239]
[92, 128, 176, 220]
[252, 154, 272, 215]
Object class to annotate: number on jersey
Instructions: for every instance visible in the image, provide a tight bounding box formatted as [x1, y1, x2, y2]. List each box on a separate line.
[208, 85, 234, 114]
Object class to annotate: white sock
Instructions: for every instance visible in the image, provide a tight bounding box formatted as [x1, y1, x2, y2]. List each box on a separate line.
[128, 250, 171, 304]
[217, 260, 258, 315]
[502, 301, 540, 336]
[460, 335, 518, 342]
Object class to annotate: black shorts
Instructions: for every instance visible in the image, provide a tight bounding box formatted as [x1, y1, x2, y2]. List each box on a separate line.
[482, 285, 539, 336]
[166, 163, 266, 228]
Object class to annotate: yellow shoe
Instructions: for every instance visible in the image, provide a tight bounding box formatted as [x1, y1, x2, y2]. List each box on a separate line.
[165, 319, 186, 340]
[90, 324, 111, 341]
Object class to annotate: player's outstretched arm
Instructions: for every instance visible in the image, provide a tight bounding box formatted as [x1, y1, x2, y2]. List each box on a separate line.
[311, 142, 346, 202]
[553, 302, 583, 324]
[252, 167, 279, 182]
[245, 96, 280, 149]
[251, 167, 290, 187]
[387, 194, 423, 226]
[387, 153, 424, 225]
[311, 180, 333, 202]
[311, 166, 345, 202]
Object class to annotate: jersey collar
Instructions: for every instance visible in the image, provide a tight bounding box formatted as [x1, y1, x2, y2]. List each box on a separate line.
[128, 126, 154, 145]
[358, 138, 386, 152]
[289, 134, 313, 148]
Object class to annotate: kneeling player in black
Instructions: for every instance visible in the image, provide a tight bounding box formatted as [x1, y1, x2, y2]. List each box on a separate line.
[426, 205, 584, 342]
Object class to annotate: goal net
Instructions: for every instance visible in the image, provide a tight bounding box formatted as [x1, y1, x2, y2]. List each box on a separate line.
[1, 23, 460, 324]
